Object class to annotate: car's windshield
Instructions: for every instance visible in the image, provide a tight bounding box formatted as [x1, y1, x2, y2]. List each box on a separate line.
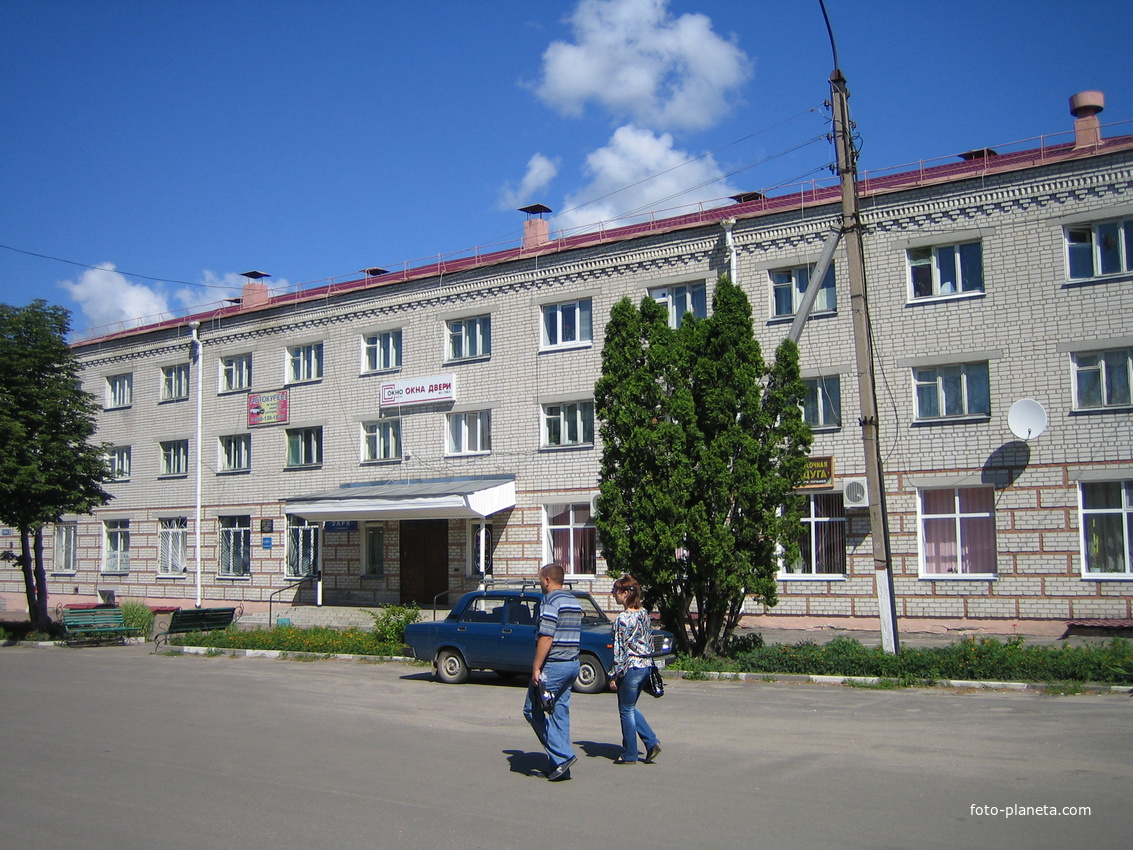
[575, 594, 610, 625]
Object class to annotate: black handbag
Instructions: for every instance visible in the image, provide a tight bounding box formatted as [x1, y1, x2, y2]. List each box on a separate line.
[646, 664, 664, 698]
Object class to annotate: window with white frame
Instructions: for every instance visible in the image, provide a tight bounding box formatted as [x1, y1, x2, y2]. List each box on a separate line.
[161, 363, 191, 402]
[541, 299, 593, 349]
[446, 411, 491, 455]
[287, 342, 324, 384]
[363, 524, 385, 576]
[362, 419, 402, 462]
[220, 353, 252, 393]
[543, 401, 594, 447]
[771, 264, 835, 318]
[107, 446, 131, 480]
[447, 316, 491, 361]
[287, 515, 320, 578]
[650, 282, 707, 328]
[1079, 480, 1133, 576]
[103, 519, 130, 573]
[1066, 217, 1133, 280]
[286, 427, 323, 467]
[914, 362, 990, 419]
[467, 522, 494, 576]
[362, 329, 403, 373]
[908, 242, 983, 299]
[802, 377, 841, 429]
[918, 487, 996, 576]
[160, 439, 189, 476]
[544, 503, 597, 575]
[53, 521, 77, 573]
[218, 515, 251, 577]
[106, 373, 132, 409]
[783, 493, 846, 575]
[219, 434, 251, 472]
[158, 517, 188, 575]
[1072, 348, 1132, 409]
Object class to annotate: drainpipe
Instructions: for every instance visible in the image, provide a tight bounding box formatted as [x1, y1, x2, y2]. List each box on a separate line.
[721, 218, 737, 284]
[189, 322, 203, 608]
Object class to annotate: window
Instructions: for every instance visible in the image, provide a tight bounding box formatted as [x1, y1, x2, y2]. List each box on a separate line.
[362, 419, 402, 462]
[106, 373, 132, 409]
[447, 411, 491, 455]
[219, 434, 251, 472]
[447, 316, 491, 361]
[543, 401, 594, 447]
[363, 524, 384, 577]
[914, 362, 990, 419]
[286, 427, 323, 467]
[467, 523, 494, 576]
[287, 516, 320, 578]
[541, 299, 593, 349]
[771, 264, 835, 318]
[362, 330, 402, 373]
[160, 439, 189, 476]
[161, 363, 191, 401]
[908, 242, 983, 298]
[802, 377, 841, 429]
[103, 519, 130, 573]
[220, 353, 252, 393]
[107, 446, 132, 480]
[1073, 348, 1132, 409]
[919, 487, 996, 576]
[650, 282, 707, 328]
[53, 521, 77, 573]
[1079, 481, 1133, 576]
[784, 494, 846, 575]
[544, 503, 596, 575]
[287, 342, 324, 384]
[218, 516, 251, 577]
[1067, 218, 1133, 279]
[158, 517, 188, 575]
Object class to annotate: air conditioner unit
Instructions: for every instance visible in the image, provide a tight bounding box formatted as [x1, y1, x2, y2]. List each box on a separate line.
[843, 477, 869, 509]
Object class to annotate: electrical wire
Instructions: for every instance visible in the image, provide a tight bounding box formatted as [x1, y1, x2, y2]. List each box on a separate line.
[0, 242, 235, 291]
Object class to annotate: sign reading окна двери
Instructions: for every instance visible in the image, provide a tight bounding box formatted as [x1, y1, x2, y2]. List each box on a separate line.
[380, 374, 456, 408]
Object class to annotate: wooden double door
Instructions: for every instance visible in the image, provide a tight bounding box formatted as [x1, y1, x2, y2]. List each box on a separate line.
[398, 519, 450, 605]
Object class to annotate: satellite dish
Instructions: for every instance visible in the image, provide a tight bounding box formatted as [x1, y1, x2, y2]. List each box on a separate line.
[1007, 399, 1048, 441]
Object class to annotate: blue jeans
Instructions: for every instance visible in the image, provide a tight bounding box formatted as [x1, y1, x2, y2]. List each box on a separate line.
[523, 658, 579, 769]
[617, 665, 659, 762]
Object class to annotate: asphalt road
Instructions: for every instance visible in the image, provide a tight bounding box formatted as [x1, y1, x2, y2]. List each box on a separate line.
[2, 643, 1129, 850]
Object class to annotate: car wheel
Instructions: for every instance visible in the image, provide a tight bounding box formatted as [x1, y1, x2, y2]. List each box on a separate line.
[435, 649, 470, 684]
[573, 653, 606, 694]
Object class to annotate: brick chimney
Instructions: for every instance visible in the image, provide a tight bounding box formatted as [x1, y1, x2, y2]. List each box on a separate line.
[239, 270, 271, 308]
[1069, 91, 1105, 149]
[519, 204, 552, 249]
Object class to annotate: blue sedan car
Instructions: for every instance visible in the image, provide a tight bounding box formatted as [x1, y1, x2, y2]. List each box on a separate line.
[404, 585, 674, 693]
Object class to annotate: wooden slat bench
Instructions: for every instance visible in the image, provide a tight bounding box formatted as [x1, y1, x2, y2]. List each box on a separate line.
[152, 606, 239, 650]
[60, 607, 142, 645]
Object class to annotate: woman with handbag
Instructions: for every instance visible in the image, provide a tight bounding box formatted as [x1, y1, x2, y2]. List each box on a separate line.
[608, 575, 662, 765]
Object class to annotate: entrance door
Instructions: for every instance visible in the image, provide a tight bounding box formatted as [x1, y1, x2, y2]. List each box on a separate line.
[399, 519, 449, 605]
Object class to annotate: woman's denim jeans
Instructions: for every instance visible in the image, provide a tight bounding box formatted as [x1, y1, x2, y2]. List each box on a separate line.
[523, 658, 579, 769]
[617, 665, 659, 761]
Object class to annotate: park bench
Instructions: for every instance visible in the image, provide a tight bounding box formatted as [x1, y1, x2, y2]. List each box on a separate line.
[60, 607, 142, 645]
[152, 606, 240, 650]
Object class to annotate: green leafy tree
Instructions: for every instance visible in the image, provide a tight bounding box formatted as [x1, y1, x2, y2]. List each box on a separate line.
[595, 276, 812, 656]
[0, 301, 112, 629]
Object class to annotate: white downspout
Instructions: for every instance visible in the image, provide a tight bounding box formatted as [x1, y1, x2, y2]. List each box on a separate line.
[189, 321, 203, 608]
[721, 218, 737, 284]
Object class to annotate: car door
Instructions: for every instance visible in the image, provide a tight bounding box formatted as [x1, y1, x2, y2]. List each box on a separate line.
[497, 596, 539, 673]
[454, 596, 505, 669]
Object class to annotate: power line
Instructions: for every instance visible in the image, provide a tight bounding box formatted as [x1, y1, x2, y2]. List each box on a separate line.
[0, 242, 231, 290]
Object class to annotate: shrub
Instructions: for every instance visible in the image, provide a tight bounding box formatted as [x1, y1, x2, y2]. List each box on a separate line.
[119, 600, 157, 639]
[370, 604, 420, 645]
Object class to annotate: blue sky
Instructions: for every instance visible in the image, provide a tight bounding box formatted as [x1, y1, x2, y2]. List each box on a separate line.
[2, 0, 1131, 337]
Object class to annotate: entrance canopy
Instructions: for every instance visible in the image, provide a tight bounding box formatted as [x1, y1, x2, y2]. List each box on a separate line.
[283, 474, 516, 522]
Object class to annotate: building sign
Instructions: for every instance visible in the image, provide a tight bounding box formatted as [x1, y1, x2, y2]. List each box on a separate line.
[380, 373, 456, 408]
[800, 456, 835, 488]
[248, 390, 289, 427]
[324, 521, 358, 533]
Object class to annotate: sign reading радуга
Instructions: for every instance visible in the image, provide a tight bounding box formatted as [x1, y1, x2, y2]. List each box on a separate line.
[380, 374, 456, 408]
[248, 389, 289, 427]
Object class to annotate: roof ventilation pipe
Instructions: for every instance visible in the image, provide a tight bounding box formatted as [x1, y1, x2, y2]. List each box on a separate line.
[1070, 91, 1105, 149]
[519, 204, 552, 249]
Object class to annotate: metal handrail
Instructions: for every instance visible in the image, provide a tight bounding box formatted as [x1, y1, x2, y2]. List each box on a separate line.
[267, 575, 317, 628]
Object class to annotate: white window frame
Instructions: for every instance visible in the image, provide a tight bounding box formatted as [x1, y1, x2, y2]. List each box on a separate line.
[107, 446, 132, 480]
[361, 419, 402, 463]
[362, 329, 403, 374]
[363, 523, 385, 577]
[106, 373, 133, 409]
[913, 362, 990, 420]
[917, 487, 997, 578]
[1066, 217, 1133, 280]
[781, 493, 847, 577]
[218, 515, 251, 577]
[1072, 348, 1133, 410]
[543, 503, 597, 576]
[1078, 480, 1133, 578]
[287, 515, 320, 578]
[446, 316, 491, 361]
[541, 299, 593, 350]
[802, 377, 841, 430]
[158, 517, 188, 576]
[287, 342, 324, 384]
[286, 427, 323, 468]
[219, 353, 252, 393]
[650, 282, 707, 328]
[771, 264, 835, 318]
[161, 363, 191, 402]
[542, 401, 595, 448]
[907, 241, 984, 299]
[53, 521, 77, 573]
[103, 519, 130, 574]
[160, 439, 189, 477]
[446, 411, 491, 456]
[218, 434, 252, 473]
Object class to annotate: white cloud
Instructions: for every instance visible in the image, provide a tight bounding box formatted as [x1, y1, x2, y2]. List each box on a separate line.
[555, 124, 738, 234]
[498, 153, 560, 209]
[536, 0, 751, 131]
[59, 264, 171, 331]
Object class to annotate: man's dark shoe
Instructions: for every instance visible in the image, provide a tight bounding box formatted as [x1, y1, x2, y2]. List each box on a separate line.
[547, 755, 576, 781]
[644, 744, 661, 764]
